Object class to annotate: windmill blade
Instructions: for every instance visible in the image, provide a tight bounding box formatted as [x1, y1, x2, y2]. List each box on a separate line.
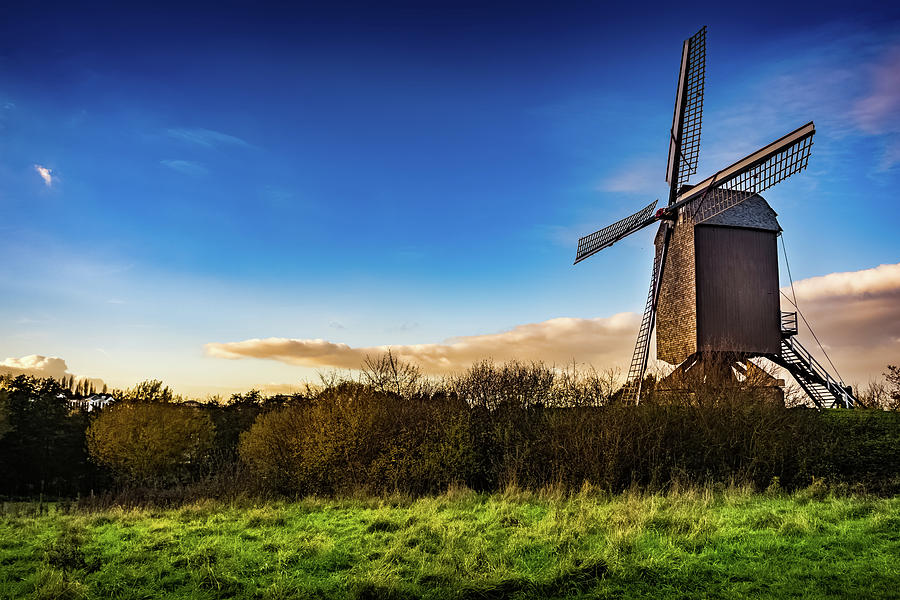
[673, 121, 815, 223]
[665, 26, 706, 201]
[574, 200, 658, 264]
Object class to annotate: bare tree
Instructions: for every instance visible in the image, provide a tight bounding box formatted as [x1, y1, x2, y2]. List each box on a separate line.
[360, 350, 424, 397]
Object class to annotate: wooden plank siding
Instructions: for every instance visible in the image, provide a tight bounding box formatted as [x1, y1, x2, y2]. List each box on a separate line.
[693, 225, 781, 356]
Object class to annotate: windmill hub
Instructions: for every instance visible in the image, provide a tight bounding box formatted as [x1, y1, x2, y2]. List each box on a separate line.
[571, 27, 855, 409]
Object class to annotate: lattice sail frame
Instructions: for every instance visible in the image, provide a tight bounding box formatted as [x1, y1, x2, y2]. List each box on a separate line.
[666, 26, 706, 197]
[574, 200, 658, 264]
[680, 122, 815, 223]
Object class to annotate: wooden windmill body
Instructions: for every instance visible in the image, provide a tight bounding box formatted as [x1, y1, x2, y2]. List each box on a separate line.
[572, 27, 856, 409]
[655, 193, 781, 365]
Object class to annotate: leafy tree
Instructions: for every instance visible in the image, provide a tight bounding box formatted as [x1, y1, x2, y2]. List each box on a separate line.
[119, 379, 175, 403]
[87, 403, 214, 484]
[0, 375, 93, 496]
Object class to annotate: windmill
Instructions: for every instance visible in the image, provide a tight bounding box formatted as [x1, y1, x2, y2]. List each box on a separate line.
[574, 27, 855, 409]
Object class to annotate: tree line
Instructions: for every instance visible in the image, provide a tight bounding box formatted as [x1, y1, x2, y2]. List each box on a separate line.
[0, 356, 898, 502]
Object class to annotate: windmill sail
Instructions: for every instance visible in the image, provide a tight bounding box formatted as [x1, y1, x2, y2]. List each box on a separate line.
[676, 121, 815, 223]
[665, 26, 706, 201]
[574, 200, 658, 264]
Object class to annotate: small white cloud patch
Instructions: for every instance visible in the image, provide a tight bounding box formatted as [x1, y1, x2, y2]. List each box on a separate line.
[34, 164, 53, 186]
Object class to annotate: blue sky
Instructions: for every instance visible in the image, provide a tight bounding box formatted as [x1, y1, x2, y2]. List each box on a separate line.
[1, 1, 899, 394]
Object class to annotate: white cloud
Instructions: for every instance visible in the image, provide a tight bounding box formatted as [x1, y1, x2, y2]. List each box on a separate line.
[34, 164, 52, 186]
[781, 262, 900, 385]
[1, 355, 69, 379]
[0, 354, 106, 389]
[786, 263, 900, 301]
[160, 159, 208, 176]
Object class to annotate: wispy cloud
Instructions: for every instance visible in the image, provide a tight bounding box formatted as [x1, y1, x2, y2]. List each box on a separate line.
[598, 158, 661, 195]
[166, 127, 251, 148]
[850, 45, 900, 170]
[850, 46, 900, 136]
[207, 263, 900, 385]
[160, 159, 209, 176]
[34, 164, 53, 186]
[699, 33, 900, 177]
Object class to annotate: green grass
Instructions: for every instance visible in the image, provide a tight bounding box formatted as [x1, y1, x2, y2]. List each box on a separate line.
[1, 486, 899, 599]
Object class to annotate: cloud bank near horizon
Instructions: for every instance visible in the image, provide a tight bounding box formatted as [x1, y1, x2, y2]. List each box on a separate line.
[0, 355, 106, 389]
[783, 263, 900, 383]
[206, 313, 640, 375]
[206, 263, 900, 384]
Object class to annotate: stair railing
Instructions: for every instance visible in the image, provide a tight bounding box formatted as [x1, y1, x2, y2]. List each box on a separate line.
[780, 311, 798, 336]
[782, 337, 854, 408]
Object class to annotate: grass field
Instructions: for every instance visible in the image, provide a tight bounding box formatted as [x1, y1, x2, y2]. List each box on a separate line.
[1, 486, 899, 599]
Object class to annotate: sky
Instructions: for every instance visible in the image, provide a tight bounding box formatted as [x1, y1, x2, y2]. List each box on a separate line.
[1, 0, 899, 397]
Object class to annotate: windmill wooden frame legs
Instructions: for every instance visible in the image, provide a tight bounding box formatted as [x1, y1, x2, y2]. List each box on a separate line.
[648, 351, 785, 406]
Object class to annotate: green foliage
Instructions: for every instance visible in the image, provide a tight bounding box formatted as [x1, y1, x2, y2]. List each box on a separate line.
[239, 359, 900, 496]
[0, 491, 898, 599]
[45, 526, 89, 572]
[239, 385, 476, 495]
[0, 375, 96, 496]
[117, 379, 175, 403]
[86, 403, 215, 485]
[807, 410, 900, 493]
[3, 359, 900, 501]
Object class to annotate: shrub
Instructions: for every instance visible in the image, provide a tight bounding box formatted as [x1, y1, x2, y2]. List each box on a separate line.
[87, 402, 215, 485]
[239, 385, 476, 495]
[236, 359, 900, 497]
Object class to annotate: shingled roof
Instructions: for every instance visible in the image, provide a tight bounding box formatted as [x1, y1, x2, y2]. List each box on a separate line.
[699, 193, 781, 232]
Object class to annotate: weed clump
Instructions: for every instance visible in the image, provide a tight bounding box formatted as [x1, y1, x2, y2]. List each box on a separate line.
[45, 526, 89, 572]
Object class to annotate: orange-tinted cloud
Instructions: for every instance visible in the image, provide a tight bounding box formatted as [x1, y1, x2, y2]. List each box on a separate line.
[782, 262, 900, 384]
[206, 263, 900, 385]
[206, 313, 640, 375]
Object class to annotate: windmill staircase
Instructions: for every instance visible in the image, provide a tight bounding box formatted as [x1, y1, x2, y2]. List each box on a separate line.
[770, 311, 856, 409]
[621, 232, 668, 404]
